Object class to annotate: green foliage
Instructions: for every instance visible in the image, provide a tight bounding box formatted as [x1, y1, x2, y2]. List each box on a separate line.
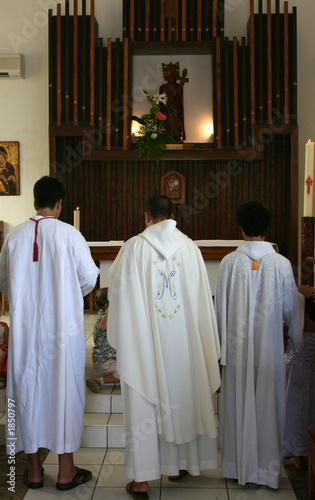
[132, 90, 176, 165]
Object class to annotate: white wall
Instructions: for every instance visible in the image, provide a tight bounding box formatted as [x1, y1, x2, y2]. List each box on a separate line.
[0, 0, 314, 244]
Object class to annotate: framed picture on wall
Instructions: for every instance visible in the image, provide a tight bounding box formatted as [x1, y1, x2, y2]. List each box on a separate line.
[0, 141, 20, 195]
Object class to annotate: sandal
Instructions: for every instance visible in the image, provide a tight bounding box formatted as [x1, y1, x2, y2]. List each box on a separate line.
[56, 466, 92, 490]
[126, 480, 149, 498]
[23, 466, 44, 489]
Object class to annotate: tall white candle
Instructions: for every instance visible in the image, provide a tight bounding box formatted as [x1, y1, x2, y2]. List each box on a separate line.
[303, 140, 315, 217]
[74, 207, 80, 231]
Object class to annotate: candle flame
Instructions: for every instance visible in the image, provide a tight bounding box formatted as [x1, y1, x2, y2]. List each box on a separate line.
[75, 207, 80, 211]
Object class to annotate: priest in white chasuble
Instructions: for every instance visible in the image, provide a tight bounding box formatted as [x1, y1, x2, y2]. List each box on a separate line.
[0, 176, 99, 491]
[107, 195, 221, 497]
[215, 201, 312, 490]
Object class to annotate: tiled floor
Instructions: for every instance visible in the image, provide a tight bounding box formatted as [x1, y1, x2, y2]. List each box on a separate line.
[1, 312, 300, 499]
[21, 447, 296, 500]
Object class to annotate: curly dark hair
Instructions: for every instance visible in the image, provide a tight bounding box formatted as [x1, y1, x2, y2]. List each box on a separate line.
[237, 201, 272, 237]
[94, 288, 109, 310]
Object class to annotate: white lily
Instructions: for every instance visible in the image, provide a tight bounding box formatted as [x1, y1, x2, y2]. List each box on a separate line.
[154, 92, 167, 105]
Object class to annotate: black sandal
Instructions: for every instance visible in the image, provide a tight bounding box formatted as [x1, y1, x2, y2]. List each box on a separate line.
[126, 480, 149, 498]
[23, 466, 44, 489]
[56, 466, 92, 490]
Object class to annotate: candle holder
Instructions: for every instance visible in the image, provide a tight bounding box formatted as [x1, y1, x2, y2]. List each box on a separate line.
[301, 217, 315, 286]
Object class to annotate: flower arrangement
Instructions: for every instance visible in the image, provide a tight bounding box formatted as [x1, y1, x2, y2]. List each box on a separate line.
[132, 90, 176, 165]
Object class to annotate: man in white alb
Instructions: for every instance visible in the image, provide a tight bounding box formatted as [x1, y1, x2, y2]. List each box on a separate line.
[215, 201, 312, 489]
[0, 176, 99, 491]
[107, 195, 221, 497]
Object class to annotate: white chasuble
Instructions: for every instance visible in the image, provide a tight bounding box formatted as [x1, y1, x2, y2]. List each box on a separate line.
[215, 241, 304, 489]
[0, 216, 99, 454]
[108, 220, 221, 478]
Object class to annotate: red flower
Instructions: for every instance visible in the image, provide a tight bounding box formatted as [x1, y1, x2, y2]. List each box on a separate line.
[156, 111, 166, 121]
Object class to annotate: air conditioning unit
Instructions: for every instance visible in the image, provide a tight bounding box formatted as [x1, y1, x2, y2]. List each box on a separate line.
[0, 54, 24, 79]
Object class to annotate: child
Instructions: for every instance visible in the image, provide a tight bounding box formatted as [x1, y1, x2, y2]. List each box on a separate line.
[0, 321, 9, 389]
[86, 288, 119, 393]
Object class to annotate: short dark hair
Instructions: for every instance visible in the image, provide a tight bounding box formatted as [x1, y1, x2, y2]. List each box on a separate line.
[145, 195, 172, 220]
[34, 176, 66, 210]
[94, 288, 109, 310]
[237, 201, 272, 237]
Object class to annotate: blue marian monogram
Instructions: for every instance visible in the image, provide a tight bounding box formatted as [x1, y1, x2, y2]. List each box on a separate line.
[157, 270, 176, 300]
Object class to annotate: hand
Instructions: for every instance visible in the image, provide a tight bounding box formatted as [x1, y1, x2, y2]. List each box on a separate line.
[298, 284, 315, 298]
[307, 257, 315, 265]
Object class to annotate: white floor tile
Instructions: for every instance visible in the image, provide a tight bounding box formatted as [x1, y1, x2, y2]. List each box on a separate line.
[160, 487, 229, 499]
[23, 484, 95, 499]
[84, 412, 110, 425]
[85, 393, 111, 413]
[107, 425, 125, 448]
[228, 488, 297, 499]
[105, 448, 125, 465]
[92, 487, 160, 499]
[81, 426, 107, 448]
[111, 395, 123, 413]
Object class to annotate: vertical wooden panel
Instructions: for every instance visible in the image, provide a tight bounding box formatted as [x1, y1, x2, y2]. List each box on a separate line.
[233, 37, 239, 149]
[267, 0, 272, 124]
[96, 38, 103, 140]
[257, 3, 264, 123]
[145, 0, 150, 41]
[284, 1, 289, 124]
[182, 0, 186, 41]
[123, 38, 129, 150]
[216, 37, 222, 150]
[90, 0, 95, 126]
[48, 9, 54, 125]
[291, 7, 297, 121]
[57, 4, 62, 126]
[197, 0, 202, 41]
[65, 4, 70, 123]
[212, 0, 217, 38]
[106, 38, 112, 150]
[130, 0, 135, 41]
[73, 0, 78, 125]
[161, 0, 165, 41]
[250, 0, 255, 126]
[174, 0, 179, 42]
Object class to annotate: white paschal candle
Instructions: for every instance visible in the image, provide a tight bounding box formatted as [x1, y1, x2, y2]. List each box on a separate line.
[74, 207, 80, 231]
[303, 140, 315, 217]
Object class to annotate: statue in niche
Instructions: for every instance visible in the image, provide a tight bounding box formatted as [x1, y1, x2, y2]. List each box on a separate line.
[159, 62, 189, 143]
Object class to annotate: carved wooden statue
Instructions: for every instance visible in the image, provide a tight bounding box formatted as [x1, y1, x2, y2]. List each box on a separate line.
[159, 62, 189, 143]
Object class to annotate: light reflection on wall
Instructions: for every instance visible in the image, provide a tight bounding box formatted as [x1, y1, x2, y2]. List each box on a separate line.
[132, 55, 213, 144]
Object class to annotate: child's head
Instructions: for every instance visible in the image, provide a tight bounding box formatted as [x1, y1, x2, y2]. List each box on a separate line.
[94, 288, 109, 311]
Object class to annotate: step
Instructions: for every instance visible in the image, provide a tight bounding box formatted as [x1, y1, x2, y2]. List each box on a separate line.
[0, 386, 125, 448]
[0, 387, 220, 449]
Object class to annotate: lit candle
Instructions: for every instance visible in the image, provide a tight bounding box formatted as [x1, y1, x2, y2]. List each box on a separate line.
[304, 140, 315, 217]
[74, 207, 80, 231]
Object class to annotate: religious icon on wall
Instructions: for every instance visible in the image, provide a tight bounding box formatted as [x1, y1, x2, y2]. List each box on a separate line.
[0, 142, 19, 195]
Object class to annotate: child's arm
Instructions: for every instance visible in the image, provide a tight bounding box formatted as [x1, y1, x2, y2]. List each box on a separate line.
[98, 307, 108, 332]
[0, 323, 9, 349]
